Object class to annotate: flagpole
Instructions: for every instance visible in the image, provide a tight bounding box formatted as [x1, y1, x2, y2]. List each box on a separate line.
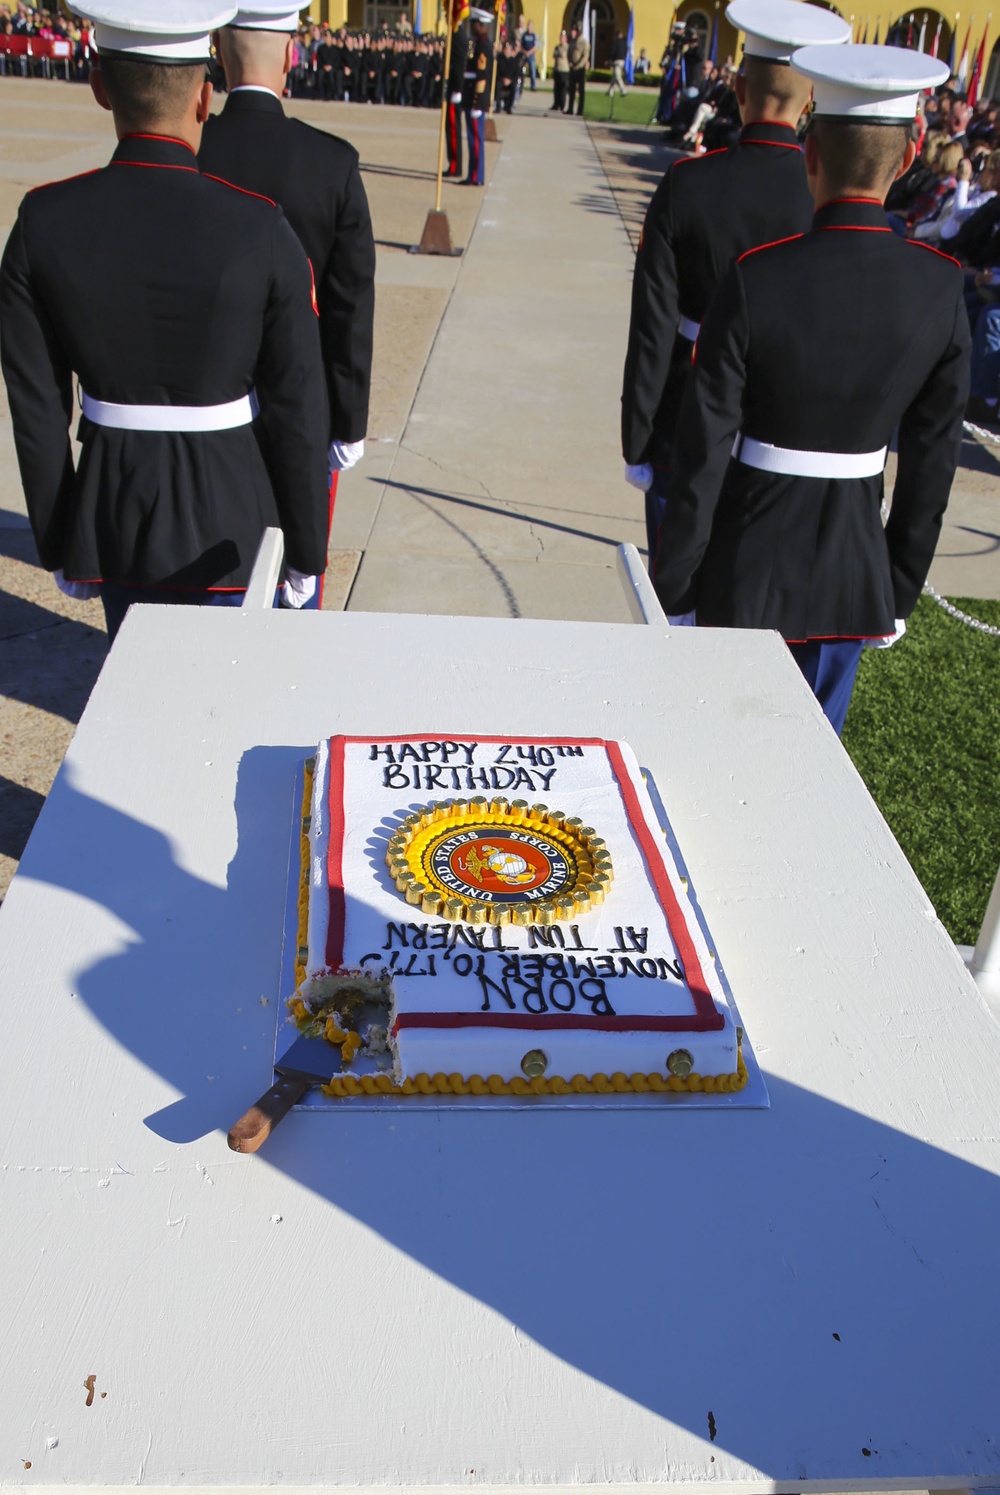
[417, 0, 457, 253]
[434, 10, 453, 213]
[540, 0, 548, 80]
[488, 0, 502, 120]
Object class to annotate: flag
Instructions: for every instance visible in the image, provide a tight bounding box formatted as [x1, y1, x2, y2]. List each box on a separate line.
[709, 2, 718, 61]
[540, 0, 548, 78]
[931, 15, 943, 54]
[917, 12, 927, 51]
[957, 19, 970, 85]
[906, 13, 915, 47]
[415, 0, 422, 32]
[448, 0, 469, 29]
[860, 17, 868, 42]
[946, 19, 956, 71]
[624, 4, 635, 82]
[873, 15, 882, 43]
[968, 20, 987, 103]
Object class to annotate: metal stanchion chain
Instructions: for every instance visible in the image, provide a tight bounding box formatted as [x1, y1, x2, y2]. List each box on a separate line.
[921, 582, 1000, 636]
[901, 421, 1000, 639]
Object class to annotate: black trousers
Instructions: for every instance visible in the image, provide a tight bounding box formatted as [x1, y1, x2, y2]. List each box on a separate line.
[551, 70, 567, 109]
[567, 66, 585, 113]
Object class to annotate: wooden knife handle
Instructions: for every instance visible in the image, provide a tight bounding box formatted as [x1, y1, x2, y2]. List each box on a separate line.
[228, 1073, 313, 1153]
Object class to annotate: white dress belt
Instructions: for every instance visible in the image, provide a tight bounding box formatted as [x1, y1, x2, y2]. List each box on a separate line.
[734, 434, 887, 479]
[81, 390, 257, 433]
[678, 314, 701, 342]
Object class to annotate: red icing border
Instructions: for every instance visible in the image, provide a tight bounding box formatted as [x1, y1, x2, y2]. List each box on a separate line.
[393, 1012, 717, 1034]
[324, 735, 347, 969]
[324, 735, 722, 1034]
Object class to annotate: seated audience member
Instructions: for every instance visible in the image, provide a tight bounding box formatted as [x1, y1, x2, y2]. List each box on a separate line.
[940, 150, 1000, 240]
[681, 63, 735, 147]
[899, 139, 964, 238]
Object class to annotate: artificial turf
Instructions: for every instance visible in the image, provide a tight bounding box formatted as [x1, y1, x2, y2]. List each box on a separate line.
[582, 90, 662, 126]
[841, 593, 1000, 947]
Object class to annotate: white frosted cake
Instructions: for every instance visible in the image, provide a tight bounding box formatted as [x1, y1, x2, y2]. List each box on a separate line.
[288, 735, 745, 1097]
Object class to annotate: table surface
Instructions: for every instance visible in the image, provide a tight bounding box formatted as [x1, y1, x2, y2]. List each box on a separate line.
[1, 605, 998, 1493]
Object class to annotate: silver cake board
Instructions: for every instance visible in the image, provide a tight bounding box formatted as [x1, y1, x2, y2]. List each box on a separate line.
[275, 761, 769, 1113]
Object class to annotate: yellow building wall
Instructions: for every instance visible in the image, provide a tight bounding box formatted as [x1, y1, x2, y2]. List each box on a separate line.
[304, 0, 1000, 90]
[627, 0, 1000, 97]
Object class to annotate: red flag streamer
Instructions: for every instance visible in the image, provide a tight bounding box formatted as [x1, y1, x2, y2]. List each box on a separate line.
[968, 18, 988, 104]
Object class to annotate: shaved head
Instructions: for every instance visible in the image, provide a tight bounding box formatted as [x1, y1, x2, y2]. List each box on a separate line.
[95, 56, 206, 134]
[810, 117, 912, 195]
[737, 56, 813, 128]
[217, 25, 292, 86]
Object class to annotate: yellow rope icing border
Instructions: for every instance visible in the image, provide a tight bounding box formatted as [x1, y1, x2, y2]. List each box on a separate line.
[320, 1048, 748, 1099]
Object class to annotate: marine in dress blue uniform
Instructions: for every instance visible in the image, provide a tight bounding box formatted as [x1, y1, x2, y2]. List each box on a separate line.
[200, 0, 377, 608]
[463, 7, 493, 186]
[654, 44, 969, 732]
[0, 0, 330, 640]
[621, 0, 851, 572]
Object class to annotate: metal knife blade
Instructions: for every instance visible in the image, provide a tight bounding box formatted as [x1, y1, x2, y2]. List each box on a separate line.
[228, 1033, 339, 1153]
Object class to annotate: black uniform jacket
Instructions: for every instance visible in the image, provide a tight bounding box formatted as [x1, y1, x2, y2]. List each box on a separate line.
[654, 199, 971, 640]
[462, 34, 492, 109]
[621, 121, 814, 467]
[200, 88, 376, 445]
[0, 133, 329, 588]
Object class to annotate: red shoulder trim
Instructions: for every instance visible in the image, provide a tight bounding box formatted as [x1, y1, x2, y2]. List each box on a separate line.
[819, 225, 892, 234]
[201, 172, 277, 208]
[737, 232, 805, 262]
[27, 167, 101, 195]
[123, 132, 196, 155]
[904, 238, 962, 268]
[672, 147, 728, 168]
[742, 138, 802, 150]
[823, 195, 884, 205]
[111, 161, 198, 175]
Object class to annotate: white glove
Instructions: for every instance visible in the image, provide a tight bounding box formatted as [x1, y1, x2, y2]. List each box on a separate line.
[624, 461, 654, 492]
[863, 618, 906, 649]
[450, 91, 462, 103]
[471, 108, 483, 118]
[328, 439, 364, 473]
[667, 611, 696, 627]
[54, 568, 100, 600]
[280, 568, 318, 609]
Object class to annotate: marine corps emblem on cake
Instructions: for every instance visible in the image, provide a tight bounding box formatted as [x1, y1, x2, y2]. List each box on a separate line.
[384, 796, 613, 926]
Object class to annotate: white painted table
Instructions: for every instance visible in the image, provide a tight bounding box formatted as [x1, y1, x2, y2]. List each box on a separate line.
[1, 605, 999, 1493]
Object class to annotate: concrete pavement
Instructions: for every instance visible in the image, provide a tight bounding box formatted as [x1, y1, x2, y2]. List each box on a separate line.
[336, 90, 642, 622]
[1, 83, 999, 900]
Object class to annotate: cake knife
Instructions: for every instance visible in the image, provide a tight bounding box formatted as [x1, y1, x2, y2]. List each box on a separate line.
[228, 1034, 339, 1153]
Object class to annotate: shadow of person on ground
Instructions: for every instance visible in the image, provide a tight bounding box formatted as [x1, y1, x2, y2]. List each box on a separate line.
[13, 752, 1000, 1482]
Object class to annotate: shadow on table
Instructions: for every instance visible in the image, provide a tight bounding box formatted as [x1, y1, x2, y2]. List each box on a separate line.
[20, 750, 1000, 1484]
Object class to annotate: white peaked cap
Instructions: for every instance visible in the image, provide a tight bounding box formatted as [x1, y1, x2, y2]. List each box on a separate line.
[469, 7, 494, 21]
[792, 41, 950, 120]
[230, 1, 302, 30]
[78, 0, 237, 60]
[726, 0, 850, 62]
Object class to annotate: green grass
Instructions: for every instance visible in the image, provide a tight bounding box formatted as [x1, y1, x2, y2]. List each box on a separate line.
[582, 90, 662, 126]
[841, 594, 1000, 946]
